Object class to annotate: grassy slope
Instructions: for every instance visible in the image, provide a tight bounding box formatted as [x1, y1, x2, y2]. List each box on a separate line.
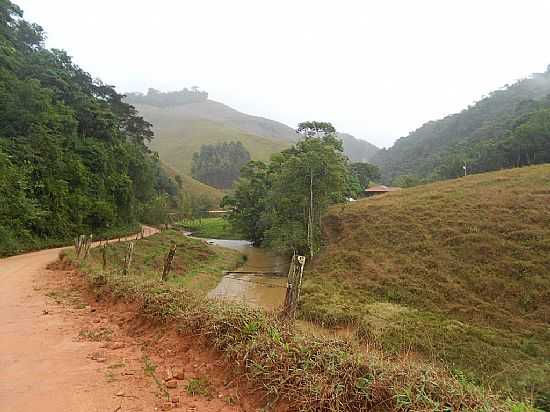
[69, 230, 509, 411]
[141, 104, 290, 175]
[161, 162, 224, 205]
[177, 217, 246, 240]
[302, 165, 550, 404]
[89, 230, 243, 293]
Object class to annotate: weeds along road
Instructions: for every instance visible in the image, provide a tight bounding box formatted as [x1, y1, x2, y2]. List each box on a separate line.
[0, 227, 161, 412]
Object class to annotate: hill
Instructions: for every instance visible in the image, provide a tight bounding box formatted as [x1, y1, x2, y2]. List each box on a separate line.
[301, 165, 550, 406]
[138, 103, 290, 175]
[126, 89, 299, 142]
[372, 67, 550, 183]
[338, 132, 379, 162]
[161, 163, 224, 205]
[127, 90, 380, 177]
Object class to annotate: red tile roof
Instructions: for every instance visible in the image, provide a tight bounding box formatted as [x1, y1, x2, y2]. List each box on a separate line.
[365, 185, 401, 193]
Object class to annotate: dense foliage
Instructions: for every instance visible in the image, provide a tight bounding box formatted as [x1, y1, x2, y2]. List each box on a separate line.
[224, 122, 355, 255]
[372, 67, 550, 183]
[349, 162, 381, 189]
[191, 141, 251, 189]
[0, 0, 178, 255]
[125, 87, 208, 107]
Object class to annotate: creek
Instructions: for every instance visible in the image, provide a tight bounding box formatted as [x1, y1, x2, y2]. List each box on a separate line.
[193, 237, 289, 311]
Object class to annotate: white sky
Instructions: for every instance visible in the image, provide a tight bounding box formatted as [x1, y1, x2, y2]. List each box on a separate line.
[15, 0, 550, 148]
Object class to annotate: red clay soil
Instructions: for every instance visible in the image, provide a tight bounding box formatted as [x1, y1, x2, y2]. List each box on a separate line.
[0, 229, 263, 412]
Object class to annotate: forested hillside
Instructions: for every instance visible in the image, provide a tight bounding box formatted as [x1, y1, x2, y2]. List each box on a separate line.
[372, 67, 550, 183]
[0, 1, 178, 256]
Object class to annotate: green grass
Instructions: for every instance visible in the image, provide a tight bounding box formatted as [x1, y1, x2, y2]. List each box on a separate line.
[86, 230, 244, 293]
[162, 162, 224, 206]
[177, 217, 246, 240]
[186, 377, 212, 398]
[301, 164, 550, 407]
[145, 111, 289, 176]
[64, 235, 515, 412]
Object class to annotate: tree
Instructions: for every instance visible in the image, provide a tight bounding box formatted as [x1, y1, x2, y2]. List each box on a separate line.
[191, 141, 251, 189]
[349, 162, 381, 190]
[392, 175, 422, 188]
[222, 161, 270, 245]
[0, 0, 179, 255]
[226, 121, 351, 256]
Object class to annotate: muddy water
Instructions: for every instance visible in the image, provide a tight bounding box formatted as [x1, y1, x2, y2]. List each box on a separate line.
[195, 236, 356, 339]
[201, 239, 288, 311]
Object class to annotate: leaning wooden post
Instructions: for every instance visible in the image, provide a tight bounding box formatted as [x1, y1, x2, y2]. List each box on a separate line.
[74, 235, 82, 258]
[292, 255, 306, 313]
[282, 254, 306, 319]
[102, 244, 108, 271]
[83, 234, 93, 259]
[161, 244, 177, 281]
[123, 241, 135, 276]
[283, 253, 296, 314]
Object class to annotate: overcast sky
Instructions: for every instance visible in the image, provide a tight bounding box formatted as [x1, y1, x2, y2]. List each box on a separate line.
[16, 0, 550, 148]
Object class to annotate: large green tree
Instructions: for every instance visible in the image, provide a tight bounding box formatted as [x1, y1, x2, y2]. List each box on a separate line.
[191, 141, 251, 189]
[225, 121, 350, 256]
[0, 0, 178, 255]
[349, 162, 381, 190]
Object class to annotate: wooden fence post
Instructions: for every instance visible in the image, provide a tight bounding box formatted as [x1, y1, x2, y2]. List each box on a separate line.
[123, 241, 135, 276]
[83, 234, 93, 259]
[282, 253, 306, 319]
[74, 235, 82, 258]
[102, 244, 108, 271]
[162, 244, 177, 281]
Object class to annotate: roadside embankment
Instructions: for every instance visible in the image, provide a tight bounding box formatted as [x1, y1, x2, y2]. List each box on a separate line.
[64, 230, 513, 411]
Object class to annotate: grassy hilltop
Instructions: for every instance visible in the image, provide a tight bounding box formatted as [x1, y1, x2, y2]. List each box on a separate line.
[302, 164, 550, 404]
[139, 104, 290, 175]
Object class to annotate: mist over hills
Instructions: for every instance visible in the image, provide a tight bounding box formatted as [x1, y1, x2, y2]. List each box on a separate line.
[125, 89, 380, 178]
[372, 67, 550, 183]
[337, 132, 379, 162]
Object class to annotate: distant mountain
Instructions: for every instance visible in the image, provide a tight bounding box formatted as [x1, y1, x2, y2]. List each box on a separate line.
[133, 103, 290, 176]
[337, 133, 379, 162]
[126, 89, 298, 142]
[126, 89, 381, 188]
[371, 67, 550, 183]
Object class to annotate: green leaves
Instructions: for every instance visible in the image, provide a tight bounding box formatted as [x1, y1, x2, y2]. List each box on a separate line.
[228, 122, 351, 255]
[191, 141, 251, 189]
[0, 2, 179, 255]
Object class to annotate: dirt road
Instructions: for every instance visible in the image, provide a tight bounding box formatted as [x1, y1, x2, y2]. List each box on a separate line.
[0, 228, 249, 412]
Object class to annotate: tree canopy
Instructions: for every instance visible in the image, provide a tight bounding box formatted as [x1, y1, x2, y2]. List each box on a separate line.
[191, 141, 251, 189]
[125, 87, 208, 107]
[349, 162, 381, 190]
[0, 0, 178, 255]
[224, 122, 354, 255]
